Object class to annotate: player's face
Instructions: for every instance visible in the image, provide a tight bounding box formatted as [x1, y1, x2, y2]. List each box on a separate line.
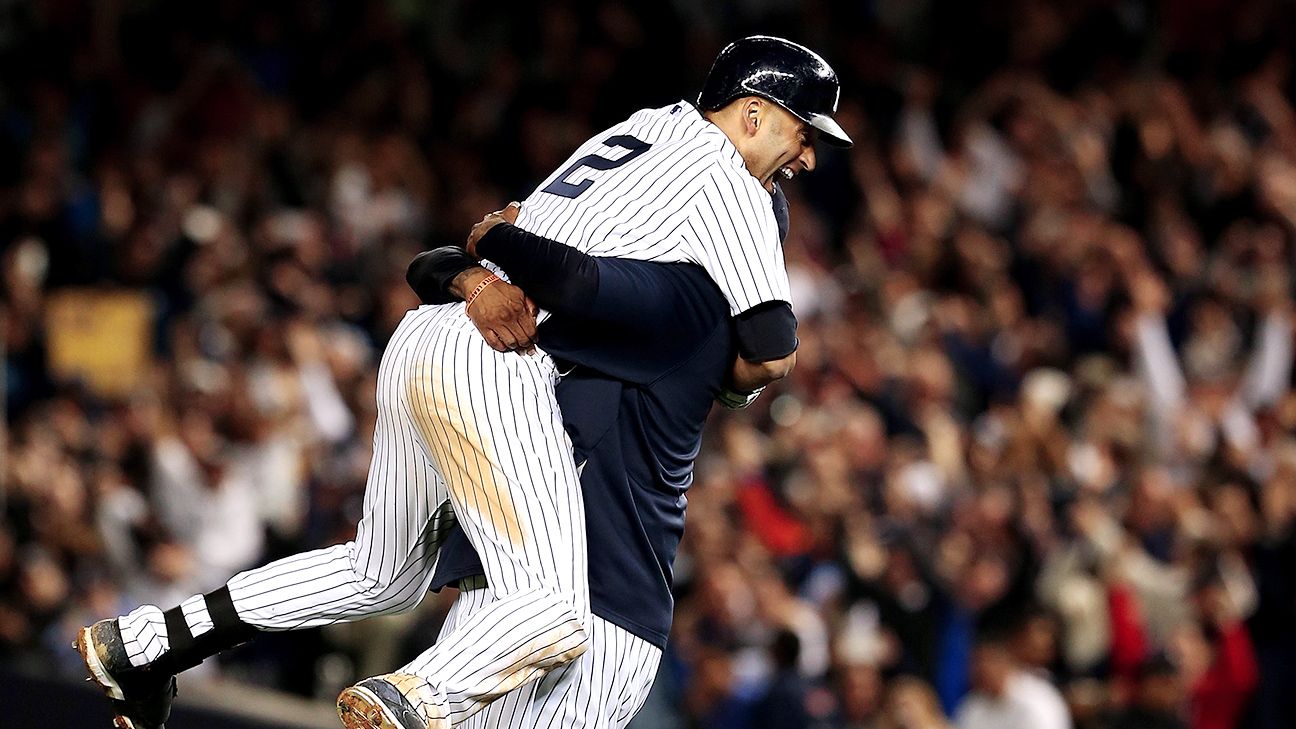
[754, 104, 817, 189]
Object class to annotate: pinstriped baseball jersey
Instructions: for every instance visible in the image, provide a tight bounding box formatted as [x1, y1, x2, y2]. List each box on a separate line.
[514, 101, 790, 315]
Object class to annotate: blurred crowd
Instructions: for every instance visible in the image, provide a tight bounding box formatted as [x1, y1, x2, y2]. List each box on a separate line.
[3, 1, 1296, 728]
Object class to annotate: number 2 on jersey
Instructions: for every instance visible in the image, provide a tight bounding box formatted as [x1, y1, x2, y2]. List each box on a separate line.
[541, 135, 652, 199]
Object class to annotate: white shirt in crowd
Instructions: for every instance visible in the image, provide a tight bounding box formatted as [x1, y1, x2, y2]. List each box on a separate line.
[955, 670, 1072, 729]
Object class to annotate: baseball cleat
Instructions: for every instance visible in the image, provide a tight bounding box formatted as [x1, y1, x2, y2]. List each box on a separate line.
[75, 619, 177, 729]
[336, 673, 447, 729]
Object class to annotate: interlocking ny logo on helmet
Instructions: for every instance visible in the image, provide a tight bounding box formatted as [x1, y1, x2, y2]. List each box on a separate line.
[698, 35, 852, 148]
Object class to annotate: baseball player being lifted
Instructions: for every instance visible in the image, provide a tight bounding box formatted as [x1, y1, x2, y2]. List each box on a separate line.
[75, 36, 848, 729]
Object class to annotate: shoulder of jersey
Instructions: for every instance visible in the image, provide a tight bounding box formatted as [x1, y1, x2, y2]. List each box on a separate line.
[681, 122, 767, 196]
[701, 142, 775, 210]
[639, 103, 738, 161]
[626, 103, 771, 207]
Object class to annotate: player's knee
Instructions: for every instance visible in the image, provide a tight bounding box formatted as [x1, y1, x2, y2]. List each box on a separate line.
[545, 610, 591, 668]
[554, 623, 591, 666]
[346, 553, 427, 614]
[352, 579, 427, 615]
[531, 590, 591, 667]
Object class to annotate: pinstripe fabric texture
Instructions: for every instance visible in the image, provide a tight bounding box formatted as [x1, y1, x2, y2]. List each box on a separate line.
[514, 101, 790, 315]
[412, 585, 661, 729]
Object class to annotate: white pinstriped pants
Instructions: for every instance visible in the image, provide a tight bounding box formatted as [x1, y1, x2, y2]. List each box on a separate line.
[408, 583, 660, 729]
[122, 304, 591, 721]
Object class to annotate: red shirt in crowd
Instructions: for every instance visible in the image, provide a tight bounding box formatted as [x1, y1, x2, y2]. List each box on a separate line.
[1189, 622, 1258, 729]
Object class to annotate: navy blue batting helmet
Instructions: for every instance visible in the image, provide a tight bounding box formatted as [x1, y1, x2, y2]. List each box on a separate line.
[697, 35, 851, 147]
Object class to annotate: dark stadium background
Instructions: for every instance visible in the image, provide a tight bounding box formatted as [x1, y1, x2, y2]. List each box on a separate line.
[3, 1, 1296, 728]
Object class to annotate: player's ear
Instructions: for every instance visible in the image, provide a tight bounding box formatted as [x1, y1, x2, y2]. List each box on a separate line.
[744, 98, 763, 137]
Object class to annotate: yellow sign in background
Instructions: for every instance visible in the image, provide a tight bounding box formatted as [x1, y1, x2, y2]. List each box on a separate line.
[45, 290, 154, 398]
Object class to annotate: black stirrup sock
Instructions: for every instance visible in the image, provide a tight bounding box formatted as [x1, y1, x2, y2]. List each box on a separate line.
[153, 586, 259, 674]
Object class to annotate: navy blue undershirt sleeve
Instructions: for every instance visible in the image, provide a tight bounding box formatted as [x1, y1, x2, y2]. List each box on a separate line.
[478, 223, 796, 356]
[405, 227, 601, 314]
[406, 226, 712, 339]
[734, 301, 798, 361]
[408, 223, 795, 363]
[485, 225, 734, 384]
[406, 247, 478, 305]
[409, 223, 723, 385]
[475, 223, 599, 315]
[535, 257, 728, 384]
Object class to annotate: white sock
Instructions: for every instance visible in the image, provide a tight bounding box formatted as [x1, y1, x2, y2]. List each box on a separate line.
[116, 594, 215, 667]
[180, 593, 214, 639]
[117, 605, 168, 667]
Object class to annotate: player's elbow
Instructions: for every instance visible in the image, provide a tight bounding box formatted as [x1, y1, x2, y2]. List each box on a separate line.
[760, 351, 796, 382]
[735, 351, 796, 390]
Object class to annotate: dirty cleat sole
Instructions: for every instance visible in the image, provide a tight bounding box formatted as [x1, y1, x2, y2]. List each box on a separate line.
[337, 674, 446, 729]
[75, 619, 176, 729]
[76, 625, 126, 700]
[337, 684, 410, 729]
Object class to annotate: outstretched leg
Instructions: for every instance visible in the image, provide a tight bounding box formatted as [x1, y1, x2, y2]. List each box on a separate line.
[78, 307, 458, 727]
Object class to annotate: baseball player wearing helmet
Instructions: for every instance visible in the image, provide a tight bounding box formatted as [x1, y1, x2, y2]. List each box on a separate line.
[75, 35, 847, 729]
